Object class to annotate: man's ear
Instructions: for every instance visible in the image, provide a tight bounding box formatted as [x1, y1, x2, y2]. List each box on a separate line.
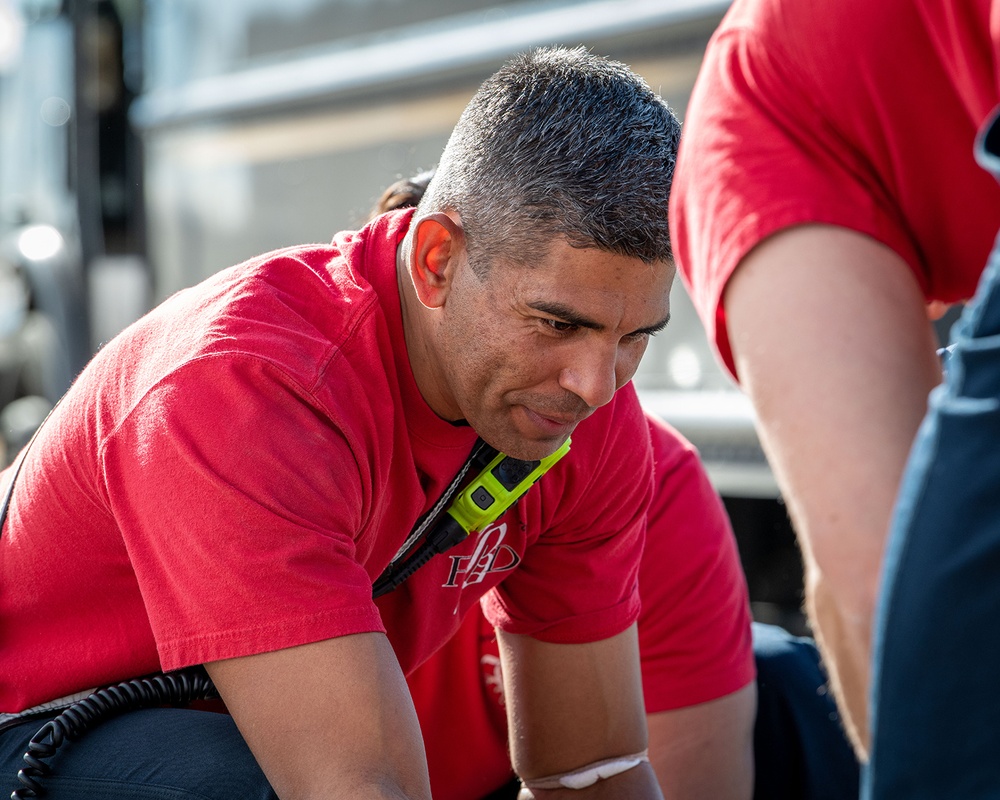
[408, 212, 465, 309]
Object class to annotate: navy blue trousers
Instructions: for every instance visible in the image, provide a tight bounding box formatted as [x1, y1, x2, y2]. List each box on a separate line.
[753, 623, 859, 800]
[0, 708, 276, 800]
[865, 111, 1000, 799]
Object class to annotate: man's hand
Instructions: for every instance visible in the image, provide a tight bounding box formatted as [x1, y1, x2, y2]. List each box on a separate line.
[724, 224, 942, 755]
[206, 632, 432, 800]
[498, 624, 664, 799]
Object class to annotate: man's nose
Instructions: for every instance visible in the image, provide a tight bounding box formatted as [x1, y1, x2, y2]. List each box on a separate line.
[557, 344, 620, 409]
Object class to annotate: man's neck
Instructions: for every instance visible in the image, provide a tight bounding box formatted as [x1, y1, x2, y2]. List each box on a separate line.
[395, 240, 459, 423]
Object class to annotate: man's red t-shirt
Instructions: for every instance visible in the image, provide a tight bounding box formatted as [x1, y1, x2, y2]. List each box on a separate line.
[0, 209, 651, 714]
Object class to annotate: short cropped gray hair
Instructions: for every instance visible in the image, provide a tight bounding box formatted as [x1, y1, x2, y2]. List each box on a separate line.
[418, 46, 680, 272]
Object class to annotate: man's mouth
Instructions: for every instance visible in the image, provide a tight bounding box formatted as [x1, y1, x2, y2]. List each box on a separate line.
[519, 405, 590, 437]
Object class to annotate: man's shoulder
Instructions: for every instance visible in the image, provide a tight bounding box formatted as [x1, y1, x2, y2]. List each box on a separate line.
[644, 413, 699, 476]
[159, 246, 379, 368]
[93, 238, 398, 417]
[551, 383, 652, 490]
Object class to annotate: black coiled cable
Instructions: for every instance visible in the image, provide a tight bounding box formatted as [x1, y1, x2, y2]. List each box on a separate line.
[12, 666, 218, 799]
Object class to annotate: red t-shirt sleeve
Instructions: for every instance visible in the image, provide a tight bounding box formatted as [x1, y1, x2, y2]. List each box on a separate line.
[670, 4, 930, 378]
[101, 355, 386, 671]
[637, 416, 755, 712]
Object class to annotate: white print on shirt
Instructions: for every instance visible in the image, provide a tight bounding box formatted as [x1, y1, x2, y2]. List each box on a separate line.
[442, 521, 521, 588]
[481, 653, 506, 706]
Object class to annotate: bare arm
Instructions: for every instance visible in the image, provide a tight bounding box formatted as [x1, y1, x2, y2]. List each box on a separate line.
[498, 624, 664, 800]
[206, 632, 432, 800]
[724, 224, 942, 754]
[646, 683, 756, 799]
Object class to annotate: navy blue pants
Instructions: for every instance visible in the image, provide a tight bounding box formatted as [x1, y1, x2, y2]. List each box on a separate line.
[865, 111, 1000, 799]
[753, 623, 860, 800]
[0, 708, 276, 799]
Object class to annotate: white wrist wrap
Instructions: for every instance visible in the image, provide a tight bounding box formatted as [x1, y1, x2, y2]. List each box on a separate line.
[521, 750, 649, 790]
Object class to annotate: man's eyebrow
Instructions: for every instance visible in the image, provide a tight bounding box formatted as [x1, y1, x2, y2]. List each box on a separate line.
[634, 313, 671, 336]
[527, 300, 670, 336]
[527, 301, 603, 330]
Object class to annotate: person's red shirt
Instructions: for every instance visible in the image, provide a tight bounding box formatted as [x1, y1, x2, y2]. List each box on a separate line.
[670, 0, 1000, 376]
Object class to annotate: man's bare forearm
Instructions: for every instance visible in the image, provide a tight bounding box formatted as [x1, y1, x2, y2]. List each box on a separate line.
[647, 684, 756, 799]
[804, 564, 873, 754]
[723, 224, 943, 762]
[207, 633, 432, 800]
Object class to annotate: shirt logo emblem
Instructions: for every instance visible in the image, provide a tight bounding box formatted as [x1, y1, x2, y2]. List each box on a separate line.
[442, 521, 521, 588]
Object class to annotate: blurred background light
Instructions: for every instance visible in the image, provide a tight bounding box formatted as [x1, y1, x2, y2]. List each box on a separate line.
[0, 0, 24, 73]
[17, 224, 64, 261]
[667, 344, 703, 390]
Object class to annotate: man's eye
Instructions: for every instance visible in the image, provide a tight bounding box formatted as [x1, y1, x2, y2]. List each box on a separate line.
[543, 318, 576, 333]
